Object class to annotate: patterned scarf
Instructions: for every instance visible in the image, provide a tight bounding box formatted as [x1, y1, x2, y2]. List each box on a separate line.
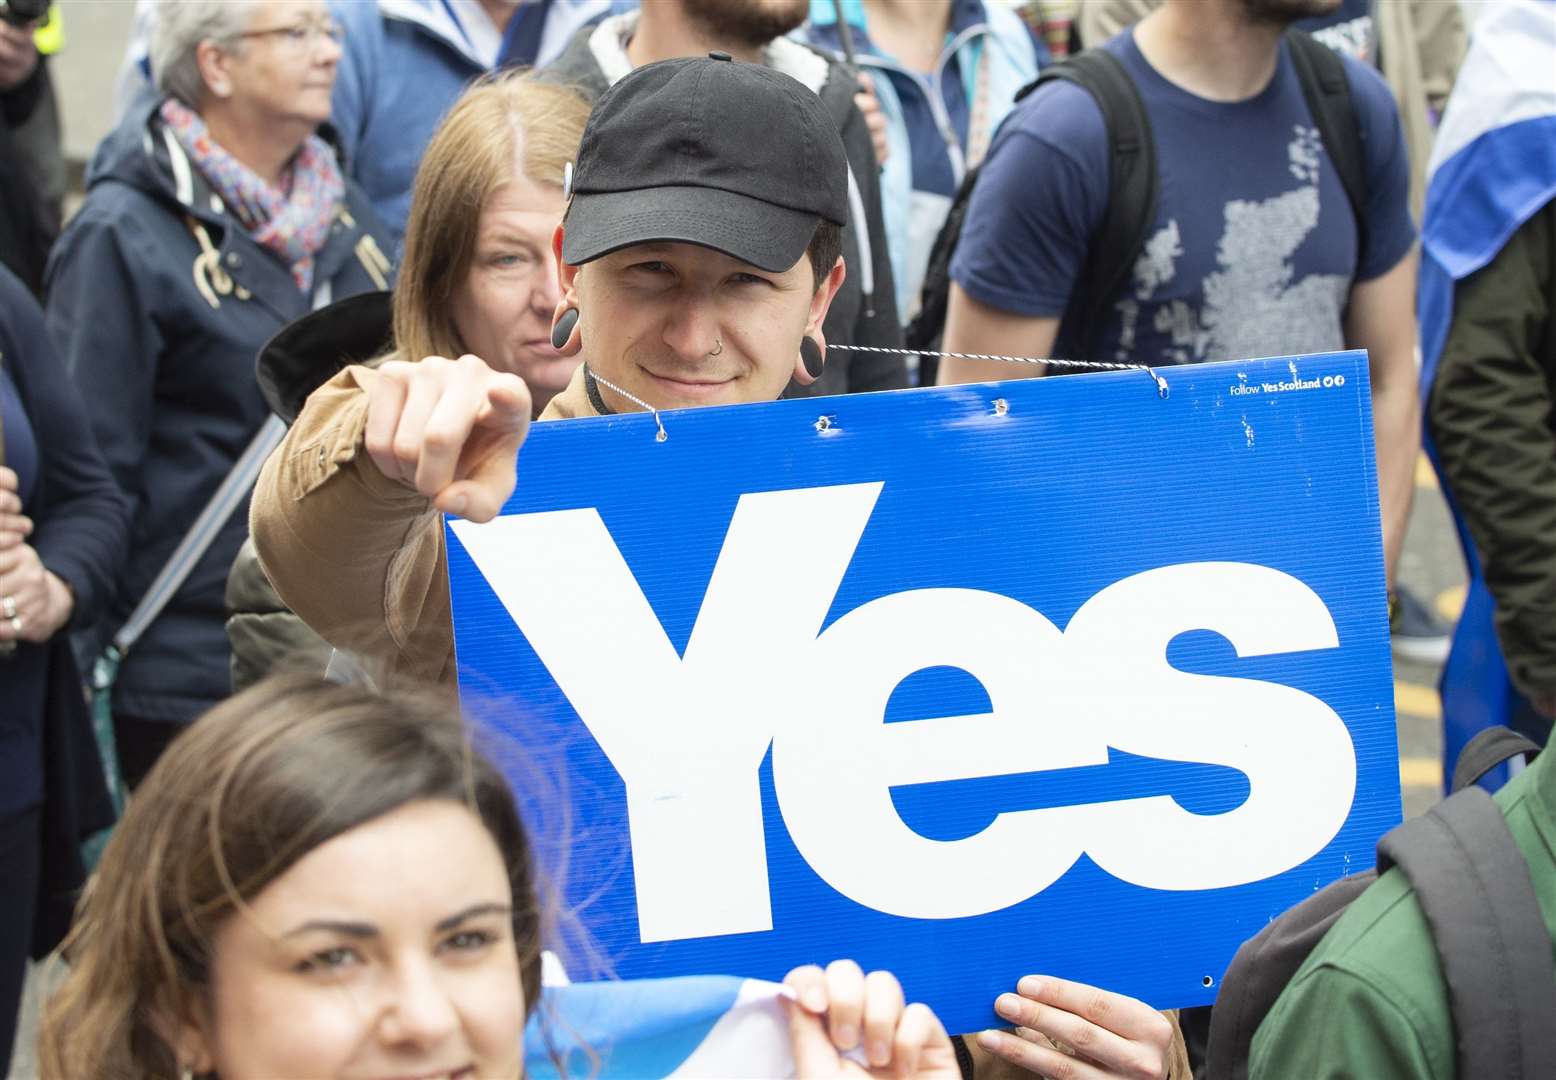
[160, 98, 345, 293]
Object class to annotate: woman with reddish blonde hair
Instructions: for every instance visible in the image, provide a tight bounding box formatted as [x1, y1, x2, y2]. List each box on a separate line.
[227, 72, 593, 692]
[391, 71, 593, 416]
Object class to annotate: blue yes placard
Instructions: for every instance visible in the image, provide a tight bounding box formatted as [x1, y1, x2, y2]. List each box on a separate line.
[446, 352, 1402, 1036]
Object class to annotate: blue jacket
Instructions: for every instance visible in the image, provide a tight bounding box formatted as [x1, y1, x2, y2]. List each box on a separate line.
[331, 0, 633, 248]
[44, 95, 395, 725]
[0, 263, 129, 817]
[802, 0, 1044, 319]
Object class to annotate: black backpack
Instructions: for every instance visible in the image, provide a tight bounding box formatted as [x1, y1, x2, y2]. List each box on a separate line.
[1203, 726, 1556, 1079]
[907, 30, 1367, 375]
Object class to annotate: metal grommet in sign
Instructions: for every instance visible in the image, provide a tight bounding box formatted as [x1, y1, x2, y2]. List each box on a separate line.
[993, 398, 1009, 416]
[586, 366, 668, 442]
[1147, 367, 1170, 399]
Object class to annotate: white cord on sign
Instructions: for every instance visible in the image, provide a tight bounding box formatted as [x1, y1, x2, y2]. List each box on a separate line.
[827, 344, 1171, 398]
[590, 368, 668, 442]
[594, 347, 1169, 442]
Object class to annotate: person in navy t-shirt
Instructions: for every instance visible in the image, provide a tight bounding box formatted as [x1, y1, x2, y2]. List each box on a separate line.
[937, 0, 1419, 592]
[1297, 0, 1375, 62]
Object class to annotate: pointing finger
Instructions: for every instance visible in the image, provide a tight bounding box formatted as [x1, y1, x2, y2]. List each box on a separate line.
[475, 372, 534, 433]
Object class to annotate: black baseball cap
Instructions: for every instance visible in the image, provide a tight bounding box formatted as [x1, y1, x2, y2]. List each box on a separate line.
[562, 53, 850, 274]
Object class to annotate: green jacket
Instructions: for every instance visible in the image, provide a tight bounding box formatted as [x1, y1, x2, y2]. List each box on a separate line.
[1428, 199, 1556, 706]
[1248, 743, 1556, 1078]
[224, 537, 332, 694]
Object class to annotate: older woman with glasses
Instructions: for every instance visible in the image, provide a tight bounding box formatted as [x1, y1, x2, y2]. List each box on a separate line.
[44, 0, 394, 790]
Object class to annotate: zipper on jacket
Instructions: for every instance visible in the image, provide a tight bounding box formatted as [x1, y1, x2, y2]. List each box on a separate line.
[851, 21, 992, 188]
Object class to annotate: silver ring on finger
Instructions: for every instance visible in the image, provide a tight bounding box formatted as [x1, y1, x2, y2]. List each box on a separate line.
[1, 595, 14, 619]
[8, 614, 22, 636]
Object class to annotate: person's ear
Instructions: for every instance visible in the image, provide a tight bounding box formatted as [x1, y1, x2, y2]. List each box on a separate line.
[793, 256, 847, 386]
[195, 38, 235, 100]
[551, 223, 570, 288]
[156, 998, 217, 1079]
[549, 225, 584, 356]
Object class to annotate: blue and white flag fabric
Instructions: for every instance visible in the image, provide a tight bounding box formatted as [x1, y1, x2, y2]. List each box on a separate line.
[525, 972, 823, 1079]
[1419, 0, 1556, 786]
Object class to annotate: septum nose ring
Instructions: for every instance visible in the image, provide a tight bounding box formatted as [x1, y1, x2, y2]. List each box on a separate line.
[709, 338, 724, 357]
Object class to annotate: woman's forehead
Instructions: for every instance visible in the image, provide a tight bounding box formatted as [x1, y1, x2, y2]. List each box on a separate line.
[250, 0, 328, 25]
[229, 801, 512, 941]
[483, 178, 565, 223]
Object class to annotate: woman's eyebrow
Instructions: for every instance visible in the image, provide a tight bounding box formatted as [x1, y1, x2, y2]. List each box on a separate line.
[282, 919, 378, 940]
[279, 903, 511, 939]
[435, 902, 513, 933]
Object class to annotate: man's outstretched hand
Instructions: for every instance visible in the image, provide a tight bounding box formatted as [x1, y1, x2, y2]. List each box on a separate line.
[361, 354, 533, 522]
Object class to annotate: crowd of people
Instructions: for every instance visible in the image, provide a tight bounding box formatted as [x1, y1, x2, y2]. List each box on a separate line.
[1, 0, 1553, 1077]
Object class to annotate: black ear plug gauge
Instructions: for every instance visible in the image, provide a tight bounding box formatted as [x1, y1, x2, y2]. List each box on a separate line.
[552, 307, 580, 350]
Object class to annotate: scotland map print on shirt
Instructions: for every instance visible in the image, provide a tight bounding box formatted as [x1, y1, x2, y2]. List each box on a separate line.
[947, 28, 1415, 370]
[1117, 124, 1349, 366]
[1298, 0, 1377, 66]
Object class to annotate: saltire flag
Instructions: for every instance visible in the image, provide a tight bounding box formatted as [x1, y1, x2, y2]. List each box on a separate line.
[1419, 0, 1556, 786]
[524, 973, 856, 1079]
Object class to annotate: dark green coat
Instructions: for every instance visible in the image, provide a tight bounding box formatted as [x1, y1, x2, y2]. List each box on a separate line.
[1429, 198, 1556, 707]
[224, 537, 332, 693]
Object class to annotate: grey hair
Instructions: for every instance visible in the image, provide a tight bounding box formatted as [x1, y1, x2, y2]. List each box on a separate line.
[150, 0, 264, 108]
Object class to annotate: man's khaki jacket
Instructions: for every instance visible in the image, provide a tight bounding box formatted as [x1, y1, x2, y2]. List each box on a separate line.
[250, 363, 599, 686]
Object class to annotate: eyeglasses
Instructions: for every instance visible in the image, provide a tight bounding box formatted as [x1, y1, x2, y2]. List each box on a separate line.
[234, 20, 345, 49]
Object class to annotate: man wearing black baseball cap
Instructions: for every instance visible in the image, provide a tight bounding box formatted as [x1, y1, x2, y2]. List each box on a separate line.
[549, 51, 851, 412]
[251, 55, 856, 683]
[537, 0, 905, 400]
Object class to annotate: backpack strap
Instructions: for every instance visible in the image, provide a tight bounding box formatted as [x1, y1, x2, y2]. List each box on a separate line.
[1284, 29, 1367, 266]
[1451, 725, 1541, 794]
[1377, 787, 1556, 1078]
[1027, 49, 1157, 364]
[903, 49, 1157, 362]
[1203, 870, 1379, 1080]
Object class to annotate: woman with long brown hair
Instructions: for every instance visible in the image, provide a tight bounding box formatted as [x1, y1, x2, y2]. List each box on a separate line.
[37, 673, 958, 1079]
[38, 674, 543, 1079]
